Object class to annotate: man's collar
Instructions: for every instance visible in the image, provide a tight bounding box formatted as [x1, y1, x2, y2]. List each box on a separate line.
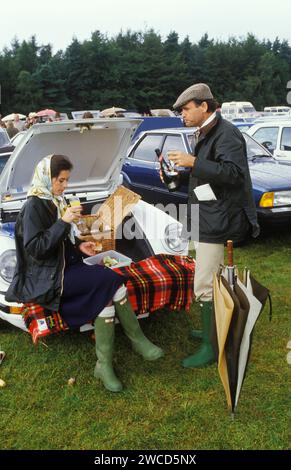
[199, 112, 218, 137]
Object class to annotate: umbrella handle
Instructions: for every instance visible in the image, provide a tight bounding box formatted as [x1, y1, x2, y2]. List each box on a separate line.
[227, 240, 233, 267]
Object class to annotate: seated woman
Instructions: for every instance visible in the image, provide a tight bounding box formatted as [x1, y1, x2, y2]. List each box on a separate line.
[6, 154, 163, 392]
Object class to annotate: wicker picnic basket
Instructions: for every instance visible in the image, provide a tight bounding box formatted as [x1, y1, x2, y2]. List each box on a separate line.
[77, 186, 141, 251]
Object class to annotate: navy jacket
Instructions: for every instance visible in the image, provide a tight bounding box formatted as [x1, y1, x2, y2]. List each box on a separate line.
[6, 197, 74, 310]
[186, 114, 259, 243]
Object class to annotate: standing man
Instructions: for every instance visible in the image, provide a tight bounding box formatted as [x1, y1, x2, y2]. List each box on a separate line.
[168, 83, 259, 368]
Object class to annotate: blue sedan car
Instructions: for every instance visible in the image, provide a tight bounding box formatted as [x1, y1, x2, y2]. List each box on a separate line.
[122, 128, 291, 224]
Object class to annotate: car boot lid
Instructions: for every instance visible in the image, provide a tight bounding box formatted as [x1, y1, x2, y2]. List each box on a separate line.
[0, 118, 140, 204]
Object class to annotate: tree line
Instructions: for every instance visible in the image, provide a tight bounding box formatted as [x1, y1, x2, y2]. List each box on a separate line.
[0, 30, 291, 115]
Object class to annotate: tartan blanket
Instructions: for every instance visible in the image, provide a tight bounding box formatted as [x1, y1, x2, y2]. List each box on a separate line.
[20, 254, 195, 344]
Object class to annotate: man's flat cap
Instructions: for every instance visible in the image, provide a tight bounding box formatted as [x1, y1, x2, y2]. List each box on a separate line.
[173, 83, 214, 109]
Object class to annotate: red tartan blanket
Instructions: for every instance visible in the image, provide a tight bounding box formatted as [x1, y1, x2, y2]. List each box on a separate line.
[21, 254, 195, 344]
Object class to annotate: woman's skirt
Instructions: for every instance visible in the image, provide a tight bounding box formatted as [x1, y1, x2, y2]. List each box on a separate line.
[59, 262, 125, 327]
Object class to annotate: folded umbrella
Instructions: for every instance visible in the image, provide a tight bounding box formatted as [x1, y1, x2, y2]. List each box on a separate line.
[213, 241, 250, 414]
[212, 240, 265, 416]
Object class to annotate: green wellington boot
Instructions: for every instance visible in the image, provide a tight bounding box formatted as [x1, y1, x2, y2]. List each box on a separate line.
[182, 302, 215, 368]
[190, 328, 203, 339]
[93, 316, 123, 392]
[114, 297, 164, 361]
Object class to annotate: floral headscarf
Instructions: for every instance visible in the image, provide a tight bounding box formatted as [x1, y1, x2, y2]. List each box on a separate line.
[27, 155, 75, 242]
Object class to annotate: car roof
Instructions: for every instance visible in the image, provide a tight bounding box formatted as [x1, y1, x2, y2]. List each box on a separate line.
[140, 127, 194, 134]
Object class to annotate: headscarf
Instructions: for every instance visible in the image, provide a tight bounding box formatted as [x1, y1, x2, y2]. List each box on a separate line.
[27, 154, 75, 243]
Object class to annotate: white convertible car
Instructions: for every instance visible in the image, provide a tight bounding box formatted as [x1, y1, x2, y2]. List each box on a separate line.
[0, 118, 188, 331]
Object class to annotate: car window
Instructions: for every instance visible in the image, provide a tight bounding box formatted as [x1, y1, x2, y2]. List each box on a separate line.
[252, 127, 279, 150]
[161, 135, 185, 155]
[0, 155, 10, 175]
[0, 129, 11, 148]
[243, 133, 271, 158]
[131, 135, 163, 162]
[187, 134, 195, 151]
[280, 127, 291, 151]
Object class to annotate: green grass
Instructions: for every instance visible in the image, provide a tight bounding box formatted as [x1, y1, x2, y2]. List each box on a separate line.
[0, 231, 290, 450]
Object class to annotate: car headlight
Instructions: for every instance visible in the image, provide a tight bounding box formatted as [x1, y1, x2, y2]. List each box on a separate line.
[164, 223, 188, 252]
[260, 191, 291, 208]
[0, 249, 17, 283]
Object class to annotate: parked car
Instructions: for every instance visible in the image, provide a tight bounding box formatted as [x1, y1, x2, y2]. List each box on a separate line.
[263, 106, 291, 115]
[0, 128, 14, 174]
[122, 128, 291, 224]
[247, 120, 291, 161]
[221, 101, 259, 120]
[0, 119, 188, 331]
[130, 116, 184, 143]
[0, 127, 13, 152]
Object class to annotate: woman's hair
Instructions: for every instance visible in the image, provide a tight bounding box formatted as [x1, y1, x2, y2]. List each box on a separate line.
[51, 154, 73, 178]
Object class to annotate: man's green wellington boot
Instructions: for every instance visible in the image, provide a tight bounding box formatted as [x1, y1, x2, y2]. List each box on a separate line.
[114, 297, 164, 361]
[182, 302, 215, 368]
[190, 329, 203, 339]
[93, 316, 123, 392]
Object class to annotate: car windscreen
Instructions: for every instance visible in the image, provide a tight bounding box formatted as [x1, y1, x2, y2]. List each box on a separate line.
[252, 126, 279, 151]
[243, 133, 272, 159]
[242, 106, 256, 113]
[0, 129, 11, 148]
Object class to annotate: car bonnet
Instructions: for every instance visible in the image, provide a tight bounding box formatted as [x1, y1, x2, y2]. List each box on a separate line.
[0, 118, 140, 202]
[249, 160, 291, 191]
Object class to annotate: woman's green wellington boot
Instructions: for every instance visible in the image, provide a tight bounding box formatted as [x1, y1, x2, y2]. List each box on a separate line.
[93, 316, 123, 392]
[114, 297, 164, 361]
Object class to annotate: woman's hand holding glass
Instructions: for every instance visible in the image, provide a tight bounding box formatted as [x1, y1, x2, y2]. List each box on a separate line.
[62, 205, 82, 224]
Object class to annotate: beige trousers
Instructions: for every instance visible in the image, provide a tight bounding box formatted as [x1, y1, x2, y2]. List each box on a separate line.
[194, 242, 224, 302]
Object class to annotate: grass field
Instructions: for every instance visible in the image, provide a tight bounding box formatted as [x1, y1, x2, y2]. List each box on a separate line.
[0, 230, 290, 450]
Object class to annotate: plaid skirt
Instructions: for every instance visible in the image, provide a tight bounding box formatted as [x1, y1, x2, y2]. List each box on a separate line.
[21, 254, 195, 344]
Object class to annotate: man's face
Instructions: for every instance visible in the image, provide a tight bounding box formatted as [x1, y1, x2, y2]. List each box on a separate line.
[181, 101, 208, 127]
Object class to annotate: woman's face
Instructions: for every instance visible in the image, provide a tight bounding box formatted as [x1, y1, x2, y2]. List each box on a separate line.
[51, 170, 70, 196]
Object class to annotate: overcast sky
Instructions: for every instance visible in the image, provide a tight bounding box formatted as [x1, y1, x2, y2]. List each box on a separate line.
[1, 0, 291, 52]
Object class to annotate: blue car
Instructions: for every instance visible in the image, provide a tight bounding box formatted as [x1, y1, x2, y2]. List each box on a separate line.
[122, 128, 291, 224]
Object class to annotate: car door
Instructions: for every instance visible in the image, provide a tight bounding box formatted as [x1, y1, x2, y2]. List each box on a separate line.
[123, 132, 189, 206]
[123, 133, 164, 203]
[276, 126, 291, 160]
